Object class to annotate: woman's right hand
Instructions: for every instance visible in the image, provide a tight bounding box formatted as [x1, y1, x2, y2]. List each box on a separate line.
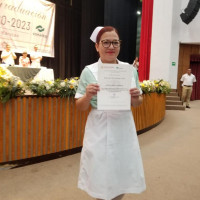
[76, 84, 100, 111]
[85, 84, 100, 99]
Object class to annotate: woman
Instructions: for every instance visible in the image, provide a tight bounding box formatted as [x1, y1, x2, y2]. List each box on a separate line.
[19, 51, 30, 67]
[133, 57, 139, 71]
[75, 26, 146, 200]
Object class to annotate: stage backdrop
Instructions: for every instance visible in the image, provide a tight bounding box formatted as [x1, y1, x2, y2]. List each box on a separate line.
[0, 0, 55, 57]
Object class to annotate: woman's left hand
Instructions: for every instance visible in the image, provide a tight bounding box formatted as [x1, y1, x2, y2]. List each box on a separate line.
[130, 88, 140, 98]
[130, 88, 143, 107]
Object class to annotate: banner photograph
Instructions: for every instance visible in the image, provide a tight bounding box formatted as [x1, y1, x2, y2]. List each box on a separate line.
[0, 0, 55, 57]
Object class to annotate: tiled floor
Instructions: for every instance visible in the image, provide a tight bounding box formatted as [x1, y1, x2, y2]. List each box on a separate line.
[0, 100, 200, 200]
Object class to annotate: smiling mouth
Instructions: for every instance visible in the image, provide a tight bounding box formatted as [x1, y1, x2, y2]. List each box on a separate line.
[107, 51, 115, 53]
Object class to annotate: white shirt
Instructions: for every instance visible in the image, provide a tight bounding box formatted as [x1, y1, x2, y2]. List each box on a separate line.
[180, 73, 196, 86]
[1, 50, 16, 65]
[30, 51, 42, 67]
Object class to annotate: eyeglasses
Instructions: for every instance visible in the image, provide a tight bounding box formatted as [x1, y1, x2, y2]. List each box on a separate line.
[100, 40, 122, 48]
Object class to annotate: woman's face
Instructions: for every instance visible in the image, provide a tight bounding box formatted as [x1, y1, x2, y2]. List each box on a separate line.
[95, 31, 120, 63]
[34, 46, 38, 51]
[23, 53, 27, 58]
[6, 45, 11, 51]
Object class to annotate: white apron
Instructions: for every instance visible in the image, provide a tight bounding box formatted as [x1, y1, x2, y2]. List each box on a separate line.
[78, 109, 146, 200]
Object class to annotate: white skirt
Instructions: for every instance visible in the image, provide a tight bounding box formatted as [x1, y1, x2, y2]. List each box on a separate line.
[78, 109, 146, 200]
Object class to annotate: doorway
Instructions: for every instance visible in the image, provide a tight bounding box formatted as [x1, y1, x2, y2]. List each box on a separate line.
[177, 44, 200, 99]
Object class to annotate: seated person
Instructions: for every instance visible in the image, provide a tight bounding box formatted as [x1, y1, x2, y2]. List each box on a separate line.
[1, 44, 17, 66]
[19, 51, 30, 67]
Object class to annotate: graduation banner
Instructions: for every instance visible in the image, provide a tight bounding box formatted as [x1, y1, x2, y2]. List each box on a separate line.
[0, 0, 55, 57]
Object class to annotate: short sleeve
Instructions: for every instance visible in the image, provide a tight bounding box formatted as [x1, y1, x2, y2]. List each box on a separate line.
[75, 67, 97, 99]
[75, 69, 87, 98]
[1, 50, 8, 58]
[12, 52, 16, 57]
[193, 75, 196, 82]
[180, 75, 184, 81]
[19, 56, 22, 65]
[131, 66, 142, 94]
[39, 52, 42, 58]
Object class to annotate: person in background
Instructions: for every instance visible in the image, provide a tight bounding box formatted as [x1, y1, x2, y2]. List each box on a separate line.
[133, 56, 139, 71]
[75, 26, 146, 200]
[180, 68, 196, 108]
[19, 51, 30, 67]
[30, 45, 42, 68]
[1, 44, 17, 66]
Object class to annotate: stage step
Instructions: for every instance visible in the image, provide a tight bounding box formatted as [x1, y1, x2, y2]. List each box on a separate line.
[166, 105, 185, 110]
[167, 92, 178, 96]
[166, 100, 183, 105]
[166, 90, 185, 110]
[170, 89, 177, 92]
[166, 96, 181, 101]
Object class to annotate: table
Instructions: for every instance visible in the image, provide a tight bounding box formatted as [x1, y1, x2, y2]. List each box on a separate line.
[7, 66, 41, 82]
[7, 66, 54, 82]
[33, 67, 54, 81]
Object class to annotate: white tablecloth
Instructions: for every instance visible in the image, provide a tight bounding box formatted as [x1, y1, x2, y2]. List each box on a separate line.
[33, 67, 54, 81]
[1, 64, 54, 81]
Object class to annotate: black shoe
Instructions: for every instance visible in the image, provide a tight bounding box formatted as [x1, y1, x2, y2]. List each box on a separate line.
[186, 106, 191, 108]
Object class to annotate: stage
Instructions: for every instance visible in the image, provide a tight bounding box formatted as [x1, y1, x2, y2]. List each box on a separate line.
[0, 93, 166, 164]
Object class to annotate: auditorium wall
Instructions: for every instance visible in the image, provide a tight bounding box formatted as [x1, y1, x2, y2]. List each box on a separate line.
[149, 0, 200, 89]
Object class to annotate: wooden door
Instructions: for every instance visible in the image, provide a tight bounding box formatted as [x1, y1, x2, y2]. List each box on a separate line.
[177, 44, 200, 96]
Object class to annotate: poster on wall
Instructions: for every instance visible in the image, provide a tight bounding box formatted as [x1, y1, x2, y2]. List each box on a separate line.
[0, 0, 55, 57]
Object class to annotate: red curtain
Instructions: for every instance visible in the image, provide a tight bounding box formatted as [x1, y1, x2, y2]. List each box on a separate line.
[138, 0, 154, 81]
[190, 54, 200, 100]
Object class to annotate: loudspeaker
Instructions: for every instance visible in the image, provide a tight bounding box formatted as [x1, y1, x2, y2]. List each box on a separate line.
[180, 0, 200, 24]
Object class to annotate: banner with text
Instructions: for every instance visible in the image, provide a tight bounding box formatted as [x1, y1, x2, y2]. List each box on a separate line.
[0, 0, 55, 57]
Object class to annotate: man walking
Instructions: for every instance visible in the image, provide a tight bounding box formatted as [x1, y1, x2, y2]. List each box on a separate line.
[180, 68, 196, 108]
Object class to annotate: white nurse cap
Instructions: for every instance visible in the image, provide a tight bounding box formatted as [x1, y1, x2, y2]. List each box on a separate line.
[90, 26, 104, 43]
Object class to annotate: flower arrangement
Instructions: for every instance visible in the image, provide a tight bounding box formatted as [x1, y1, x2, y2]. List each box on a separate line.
[1, 65, 171, 103]
[26, 77, 79, 97]
[154, 79, 171, 94]
[0, 66, 80, 103]
[0, 66, 25, 103]
[26, 77, 79, 98]
[26, 79, 56, 96]
[54, 77, 79, 98]
[140, 79, 171, 94]
[140, 80, 156, 94]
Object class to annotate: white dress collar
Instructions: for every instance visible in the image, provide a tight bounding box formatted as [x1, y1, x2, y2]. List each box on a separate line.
[87, 59, 122, 81]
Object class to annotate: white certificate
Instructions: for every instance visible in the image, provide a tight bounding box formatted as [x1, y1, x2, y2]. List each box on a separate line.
[97, 64, 132, 110]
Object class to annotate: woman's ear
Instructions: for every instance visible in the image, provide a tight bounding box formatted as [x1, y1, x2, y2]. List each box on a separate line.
[95, 43, 99, 52]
